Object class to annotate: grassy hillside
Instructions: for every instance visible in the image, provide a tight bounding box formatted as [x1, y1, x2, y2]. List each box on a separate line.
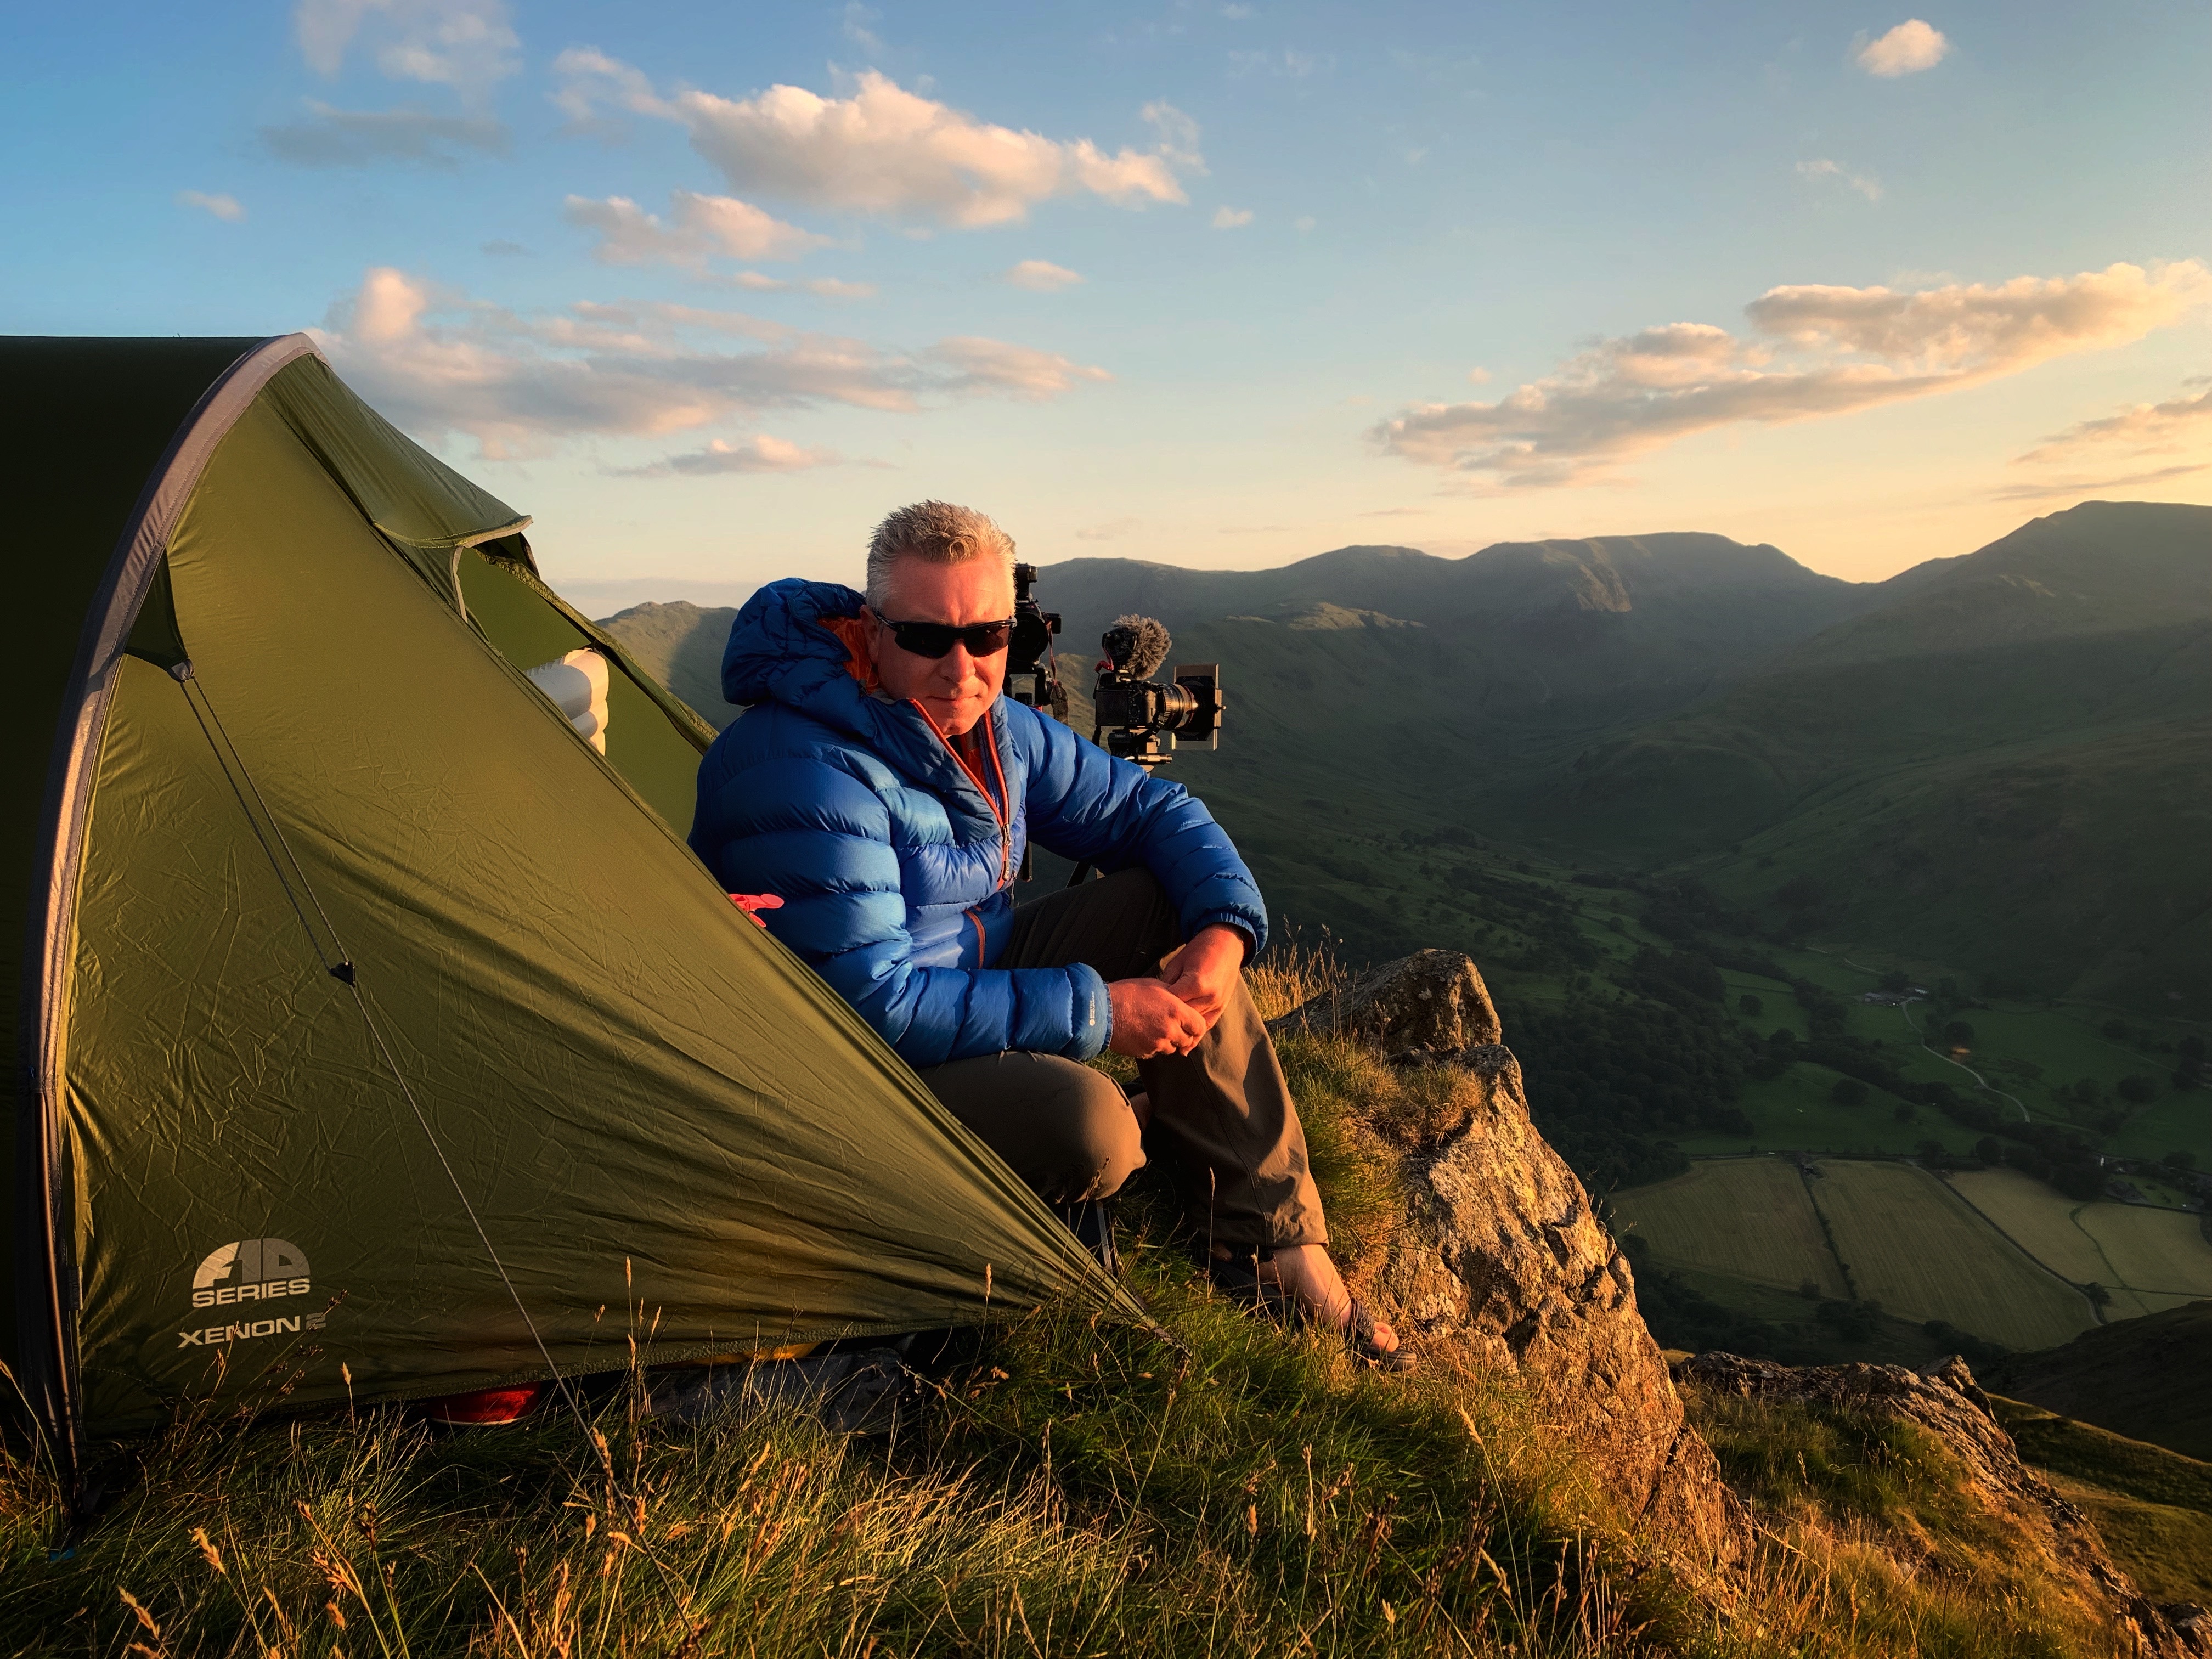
[1, 1003, 2172, 1659]
[601, 599, 742, 729]
[1985, 1300, 2212, 1461]
[1989, 1395, 2212, 1605]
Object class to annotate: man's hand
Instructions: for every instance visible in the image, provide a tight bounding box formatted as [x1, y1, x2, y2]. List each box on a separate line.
[1108, 978, 1210, 1058]
[1155, 924, 1250, 1034]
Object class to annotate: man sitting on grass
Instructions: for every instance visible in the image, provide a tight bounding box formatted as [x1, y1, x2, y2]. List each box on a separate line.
[691, 500, 1406, 1369]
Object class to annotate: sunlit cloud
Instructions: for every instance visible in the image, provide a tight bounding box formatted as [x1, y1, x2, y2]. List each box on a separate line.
[1374, 262, 2212, 489]
[312, 267, 1108, 458]
[1005, 259, 1085, 291]
[622, 433, 844, 476]
[177, 190, 245, 222]
[728, 272, 877, 298]
[924, 336, 1112, 399]
[2012, 380, 2212, 467]
[552, 54, 1194, 227]
[1074, 516, 1143, 540]
[563, 191, 830, 268]
[1987, 462, 2209, 503]
[1212, 205, 1255, 228]
[1855, 19, 1949, 76]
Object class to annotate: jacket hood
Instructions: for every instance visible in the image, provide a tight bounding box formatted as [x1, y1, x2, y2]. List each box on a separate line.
[721, 578, 871, 715]
[720, 578, 1005, 814]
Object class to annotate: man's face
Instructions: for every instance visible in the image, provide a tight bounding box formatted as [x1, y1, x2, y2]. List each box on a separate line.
[865, 556, 1016, 736]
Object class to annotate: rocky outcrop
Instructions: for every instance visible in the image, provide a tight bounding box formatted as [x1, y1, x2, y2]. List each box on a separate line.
[1271, 947, 1502, 1059]
[1678, 1352, 2211, 1656]
[1280, 952, 1740, 1568]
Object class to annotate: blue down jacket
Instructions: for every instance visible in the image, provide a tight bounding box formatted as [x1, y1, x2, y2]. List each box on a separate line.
[690, 579, 1268, 1069]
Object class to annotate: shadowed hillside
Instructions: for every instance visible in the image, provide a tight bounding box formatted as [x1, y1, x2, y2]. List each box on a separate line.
[1989, 1300, 2212, 1463]
[1531, 503, 2212, 1007]
[600, 599, 742, 729]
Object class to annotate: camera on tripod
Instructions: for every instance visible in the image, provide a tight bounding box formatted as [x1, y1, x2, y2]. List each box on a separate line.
[1092, 613, 1222, 771]
[1001, 566, 1224, 772]
[1005, 562, 1068, 720]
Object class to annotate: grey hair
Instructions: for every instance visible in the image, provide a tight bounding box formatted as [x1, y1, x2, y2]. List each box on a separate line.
[865, 500, 1016, 611]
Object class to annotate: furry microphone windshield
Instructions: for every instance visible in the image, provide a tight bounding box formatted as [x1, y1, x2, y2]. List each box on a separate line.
[1109, 614, 1173, 679]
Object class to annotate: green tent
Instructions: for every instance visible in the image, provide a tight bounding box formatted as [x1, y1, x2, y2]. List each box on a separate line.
[5, 334, 1122, 1466]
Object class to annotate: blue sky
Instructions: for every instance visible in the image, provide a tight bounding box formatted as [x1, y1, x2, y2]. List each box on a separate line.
[5, 1, 2207, 602]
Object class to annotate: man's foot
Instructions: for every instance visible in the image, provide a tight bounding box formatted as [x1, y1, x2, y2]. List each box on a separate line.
[1208, 1243, 1412, 1370]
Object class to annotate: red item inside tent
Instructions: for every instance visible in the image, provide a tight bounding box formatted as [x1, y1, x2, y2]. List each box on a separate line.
[421, 1383, 551, 1425]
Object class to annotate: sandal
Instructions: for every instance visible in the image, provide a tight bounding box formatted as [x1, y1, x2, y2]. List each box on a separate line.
[1196, 1245, 1416, 1373]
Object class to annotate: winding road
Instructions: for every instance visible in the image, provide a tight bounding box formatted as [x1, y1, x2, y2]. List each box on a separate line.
[1898, 997, 2032, 1124]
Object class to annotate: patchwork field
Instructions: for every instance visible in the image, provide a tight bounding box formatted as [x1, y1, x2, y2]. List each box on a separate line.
[1607, 1159, 1848, 1297]
[2078, 1206, 2212, 1312]
[1808, 1161, 2097, 1350]
[1948, 1170, 2154, 1317]
[1948, 1170, 2212, 1318]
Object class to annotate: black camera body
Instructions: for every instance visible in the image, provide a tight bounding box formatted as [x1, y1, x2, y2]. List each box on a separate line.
[1093, 616, 1222, 771]
[1005, 561, 1069, 720]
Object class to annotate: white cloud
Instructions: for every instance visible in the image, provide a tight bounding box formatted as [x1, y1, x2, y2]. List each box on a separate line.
[312, 267, 1106, 458]
[1075, 516, 1143, 540]
[552, 56, 1193, 227]
[1466, 366, 1491, 385]
[1855, 19, 1949, 76]
[563, 191, 830, 270]
[1140, 102, 1205, 172]
[1374, 261, 2212, 489]
[729, 272, 877, 298]
[628, 434, 844, 476]
[1987, 461, 2209, 503]
[262, 101, 507, 166]
[2012, 379, 2212, 467]
[1005, 259, 1084, 291]
[840, 3, 885, 56]
[1797, 157, 1883, 202]
[295, 0, 518, 92]
[549, 46, 675, 132]
[1212, 205, 1254, 229]
[1293, 214, 1315, 232]
[924, 336, 1112, 399]
[177, 190, 245, 222]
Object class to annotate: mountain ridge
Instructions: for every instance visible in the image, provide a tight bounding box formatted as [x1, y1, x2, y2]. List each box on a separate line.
[596, 500, 2211, 1012]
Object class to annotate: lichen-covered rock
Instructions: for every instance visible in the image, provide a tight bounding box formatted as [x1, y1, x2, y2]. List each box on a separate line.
[1675, 1352, 2211, 1656]
[1357, 1037, 1740, 1568]
[1272, 948, 1502, 1058]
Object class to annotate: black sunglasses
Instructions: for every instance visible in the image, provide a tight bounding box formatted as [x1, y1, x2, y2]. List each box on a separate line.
[882, 616, 1016, 659]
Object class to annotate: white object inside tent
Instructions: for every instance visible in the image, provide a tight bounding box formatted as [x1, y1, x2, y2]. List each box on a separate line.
[526, 649, 611, 753]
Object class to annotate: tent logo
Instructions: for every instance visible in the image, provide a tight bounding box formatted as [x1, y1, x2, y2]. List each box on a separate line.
[190, 1238, 311, 1310]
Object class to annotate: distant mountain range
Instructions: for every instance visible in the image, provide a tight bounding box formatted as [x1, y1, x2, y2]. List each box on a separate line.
[599, 501, 2211, 1014]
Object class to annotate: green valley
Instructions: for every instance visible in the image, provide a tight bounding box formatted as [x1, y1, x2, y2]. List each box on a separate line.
[601, 499, 2211, 1370]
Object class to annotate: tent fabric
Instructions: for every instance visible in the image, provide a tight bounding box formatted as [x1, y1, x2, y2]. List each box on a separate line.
[7, 335, 1128, 1457]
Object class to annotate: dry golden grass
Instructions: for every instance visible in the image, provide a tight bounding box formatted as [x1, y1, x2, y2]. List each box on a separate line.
[0, 941, 2164, 1657]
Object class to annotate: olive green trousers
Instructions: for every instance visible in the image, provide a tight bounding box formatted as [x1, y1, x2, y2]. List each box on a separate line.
[913, 868, 1327, 1249]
